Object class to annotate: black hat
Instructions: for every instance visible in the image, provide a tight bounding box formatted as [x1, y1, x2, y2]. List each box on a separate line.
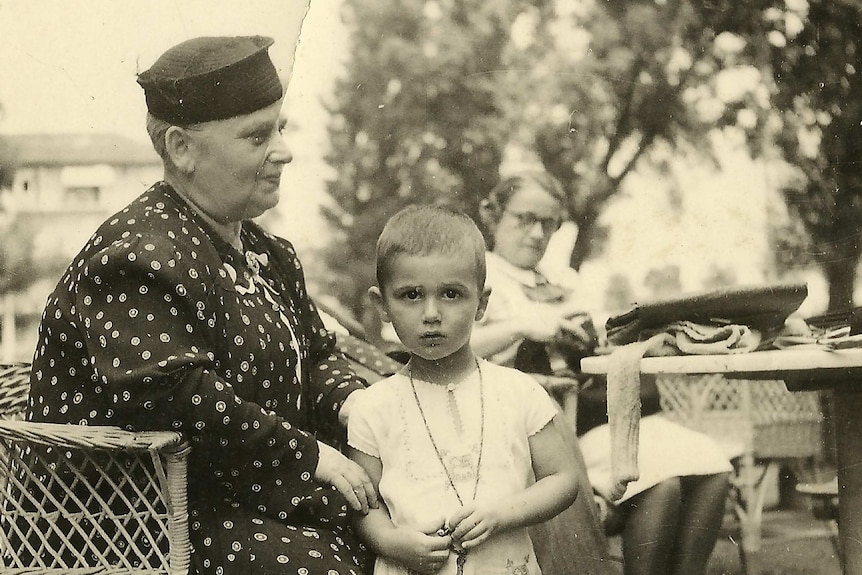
[137, 35, 283, 125]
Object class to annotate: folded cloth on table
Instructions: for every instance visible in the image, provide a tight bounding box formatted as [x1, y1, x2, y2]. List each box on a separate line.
[806, 306, 862, 334]
[666, 320, 761, 354]
[606, 282, 808, 346]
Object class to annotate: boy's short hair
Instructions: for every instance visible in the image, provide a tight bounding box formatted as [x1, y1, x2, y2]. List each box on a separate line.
[376, 204, 487, 289]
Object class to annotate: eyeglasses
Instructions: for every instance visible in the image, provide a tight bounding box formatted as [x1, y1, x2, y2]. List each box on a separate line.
[504, 211, 562, 234]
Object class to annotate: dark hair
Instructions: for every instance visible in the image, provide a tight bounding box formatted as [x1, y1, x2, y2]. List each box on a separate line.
[480, 170, 569, 248]
[375, 204, 487, 289]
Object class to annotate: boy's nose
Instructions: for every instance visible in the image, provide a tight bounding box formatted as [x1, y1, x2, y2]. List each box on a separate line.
[422, 300, 441, 322]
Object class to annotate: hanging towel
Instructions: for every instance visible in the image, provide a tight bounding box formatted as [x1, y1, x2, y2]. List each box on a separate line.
[606, 333, 674, 501]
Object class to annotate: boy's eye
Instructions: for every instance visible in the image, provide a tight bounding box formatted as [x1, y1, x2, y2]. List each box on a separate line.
[401, 289, 421, 301]
[442, 289, 461, 299]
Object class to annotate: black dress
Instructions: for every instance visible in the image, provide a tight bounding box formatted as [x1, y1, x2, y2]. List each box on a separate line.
[29, 181, 369, 575]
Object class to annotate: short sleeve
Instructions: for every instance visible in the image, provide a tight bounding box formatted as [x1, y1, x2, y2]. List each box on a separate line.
[518, 373, 560, 437]
[346, 384, 385, 458]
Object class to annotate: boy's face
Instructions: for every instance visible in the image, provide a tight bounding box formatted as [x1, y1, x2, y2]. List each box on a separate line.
[370, 252, 490, 362]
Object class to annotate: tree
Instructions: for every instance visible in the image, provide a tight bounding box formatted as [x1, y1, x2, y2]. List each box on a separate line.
[504, 0, 785, 273]
[520, 0, 862, 310]
[753, 0, 862, 311]
[322, 0, 547, 334]
[323, 0, 862, 324]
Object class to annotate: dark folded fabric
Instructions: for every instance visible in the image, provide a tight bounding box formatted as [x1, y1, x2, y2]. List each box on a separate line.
[606, 282, 808, 346]
[807, 306, 862, 335]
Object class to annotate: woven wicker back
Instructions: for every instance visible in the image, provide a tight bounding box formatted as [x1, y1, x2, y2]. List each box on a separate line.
[657, 374, 824, 459]
[0, 364, 29, 421]
[0, 364, 191, 574]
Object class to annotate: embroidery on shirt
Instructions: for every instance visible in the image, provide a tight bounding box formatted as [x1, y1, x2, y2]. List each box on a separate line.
[507, 555, 531, 575]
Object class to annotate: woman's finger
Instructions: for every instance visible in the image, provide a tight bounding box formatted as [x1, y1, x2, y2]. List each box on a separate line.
[343, 468, 377, 512]
[351, 483, 370, 514]
[362, 475, 380, 509]
[330, 474, 365, 513]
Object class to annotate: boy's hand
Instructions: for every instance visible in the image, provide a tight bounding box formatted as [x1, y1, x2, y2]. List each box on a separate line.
[393, 518, 452, 574]
[447, 503, 501, 550]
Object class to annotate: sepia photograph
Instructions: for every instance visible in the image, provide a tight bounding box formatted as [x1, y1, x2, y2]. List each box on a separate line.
[0, 1, 860, 574]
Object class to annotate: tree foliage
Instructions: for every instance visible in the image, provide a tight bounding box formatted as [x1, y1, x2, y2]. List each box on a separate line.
[645, 0, 862, 310]
[323, 0, 772, 326]
[323, 0, 862, 324]
[322, 0, 547, 329]
[758, 0, 862, 311]
[513, 0, 783, 271]
[527, 0, 862, 310]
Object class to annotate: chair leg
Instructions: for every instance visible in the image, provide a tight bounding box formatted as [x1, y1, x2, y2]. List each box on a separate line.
[733, 458, 780, 554]
[738, 546, 750, 575]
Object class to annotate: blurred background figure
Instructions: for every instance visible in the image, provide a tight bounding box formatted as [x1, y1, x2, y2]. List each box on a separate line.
[473, 169, 733, 575]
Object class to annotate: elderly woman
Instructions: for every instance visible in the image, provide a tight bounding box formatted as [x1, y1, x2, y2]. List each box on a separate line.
[472, 170, 732, 575]
[28, 36, 374, 575]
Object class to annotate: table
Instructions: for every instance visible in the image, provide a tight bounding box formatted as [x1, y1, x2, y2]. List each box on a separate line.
[581, 348, 862, 575]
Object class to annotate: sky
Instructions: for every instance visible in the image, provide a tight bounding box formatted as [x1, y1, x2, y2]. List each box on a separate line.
[0, 0, 308, 139]
[0, 0, 346, 250]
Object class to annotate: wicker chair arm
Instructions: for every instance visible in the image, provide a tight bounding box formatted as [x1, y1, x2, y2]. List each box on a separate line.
[0, 420, 185, 453]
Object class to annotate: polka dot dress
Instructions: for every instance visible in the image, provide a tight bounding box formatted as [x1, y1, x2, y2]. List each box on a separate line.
[29, 182, 369, 575]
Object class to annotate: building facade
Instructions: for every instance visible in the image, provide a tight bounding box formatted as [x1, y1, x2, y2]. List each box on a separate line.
[0, 133, 162, 361]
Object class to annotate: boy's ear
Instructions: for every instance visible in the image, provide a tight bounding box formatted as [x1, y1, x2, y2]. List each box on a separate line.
[475, 286, 492, 322]
[367, 286, 391, 323]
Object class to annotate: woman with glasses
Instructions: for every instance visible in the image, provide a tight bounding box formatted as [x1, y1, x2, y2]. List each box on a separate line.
[471, 170, 616, 575]
[472, 170, 596, 375]
[472, 170, 731, 575]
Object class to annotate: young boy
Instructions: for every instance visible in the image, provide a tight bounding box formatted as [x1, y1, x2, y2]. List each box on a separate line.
[348, 205, 579, 575]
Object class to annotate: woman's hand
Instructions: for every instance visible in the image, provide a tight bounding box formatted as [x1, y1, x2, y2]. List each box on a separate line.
[517, 307, 588, 343]
[315, 441, 379, 514]
[557, 314, 595, 345]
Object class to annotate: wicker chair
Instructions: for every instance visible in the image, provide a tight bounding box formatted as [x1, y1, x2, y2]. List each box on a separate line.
[0, 363, 191, 575]
[656, 374, 825, 559]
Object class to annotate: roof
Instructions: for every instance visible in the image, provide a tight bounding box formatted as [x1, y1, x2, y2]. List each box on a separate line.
[2, 133, 160, 167]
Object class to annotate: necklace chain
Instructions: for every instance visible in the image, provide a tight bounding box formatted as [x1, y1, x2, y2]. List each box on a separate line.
[408, 359, 485, 507]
